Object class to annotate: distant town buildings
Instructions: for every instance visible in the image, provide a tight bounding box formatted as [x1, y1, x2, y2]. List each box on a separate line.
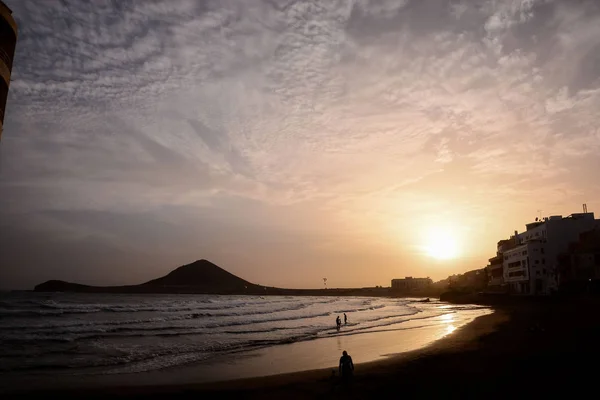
[0, 0, 17, 140]
[487, 240, 507, 289]
[447, 269, 488, 292]
[486, 210, 600, 295]
[391, 277, 432, 293]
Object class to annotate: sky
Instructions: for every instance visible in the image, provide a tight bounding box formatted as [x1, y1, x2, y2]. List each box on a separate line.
[1, 0, 600, 290]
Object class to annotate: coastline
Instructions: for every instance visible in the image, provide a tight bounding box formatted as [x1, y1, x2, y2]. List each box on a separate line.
[4, 303, 504, 398]
[194, 308, 509, 395]
[9, 295, 600, 398]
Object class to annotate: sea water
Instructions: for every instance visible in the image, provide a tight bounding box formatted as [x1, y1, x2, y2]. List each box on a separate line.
[0, 292, 489, 382]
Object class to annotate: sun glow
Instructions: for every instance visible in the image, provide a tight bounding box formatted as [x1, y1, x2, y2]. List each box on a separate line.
[423, 227, 460, 260]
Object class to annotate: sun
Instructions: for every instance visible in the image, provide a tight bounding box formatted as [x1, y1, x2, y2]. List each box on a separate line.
[423, 227, 460, 260]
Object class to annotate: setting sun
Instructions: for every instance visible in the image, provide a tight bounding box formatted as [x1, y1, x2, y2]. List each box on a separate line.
[423, 227, 460, 260]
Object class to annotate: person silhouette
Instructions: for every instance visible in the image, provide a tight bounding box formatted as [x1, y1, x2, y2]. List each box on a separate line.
[339, 350, 354, 383]
[336, 315, 341, 330]
[344, 313, 348, 324]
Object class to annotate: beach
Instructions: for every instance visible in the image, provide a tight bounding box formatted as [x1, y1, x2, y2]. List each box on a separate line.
[197, 295, 596, 399]
[1, 293, 489, 396]
[6, 295, 600, 399]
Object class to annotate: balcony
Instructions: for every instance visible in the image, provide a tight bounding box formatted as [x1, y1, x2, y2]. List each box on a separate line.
[0, 47, 12, 70]
[489, 276, 504, 286]
[487, 263, 502, 272]
[507, 261, 524, 270]
[488, 255, 503, 265]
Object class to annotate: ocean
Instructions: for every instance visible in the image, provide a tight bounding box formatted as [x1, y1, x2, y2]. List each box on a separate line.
[0, 292, 490, 386]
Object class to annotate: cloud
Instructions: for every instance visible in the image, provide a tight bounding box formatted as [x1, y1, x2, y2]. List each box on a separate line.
[355, 0, 409, 18]
[2, 0, 600, 288]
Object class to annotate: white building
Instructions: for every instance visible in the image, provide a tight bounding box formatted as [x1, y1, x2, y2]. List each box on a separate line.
[502, 212, 600, 295]
[487, 239, 510, 289]
[503, 240, 546, 294]
[391, 277, 432, 292]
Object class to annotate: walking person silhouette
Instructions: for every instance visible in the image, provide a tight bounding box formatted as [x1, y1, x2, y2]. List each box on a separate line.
[339, 350, 354, 384]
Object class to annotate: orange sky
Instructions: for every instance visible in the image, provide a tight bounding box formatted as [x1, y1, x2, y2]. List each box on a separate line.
[2, 0, 600, 289]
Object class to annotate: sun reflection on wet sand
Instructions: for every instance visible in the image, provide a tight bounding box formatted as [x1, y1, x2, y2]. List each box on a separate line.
[440, 314, 454, 322]
[440, 313, 457, 335]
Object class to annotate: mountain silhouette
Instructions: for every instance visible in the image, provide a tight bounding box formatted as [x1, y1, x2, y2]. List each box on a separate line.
[142, 259, 258, 292]
[34, 259, 393, 296]
[34, 259, 263, 294]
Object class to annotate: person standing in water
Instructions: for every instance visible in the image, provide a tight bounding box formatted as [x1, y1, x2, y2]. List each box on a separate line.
[339, 350, 354, 383]
[336, 315, 341, 330]
[344, 313, 348, 325]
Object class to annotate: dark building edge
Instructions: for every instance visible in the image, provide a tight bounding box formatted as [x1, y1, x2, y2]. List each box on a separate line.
[0, 0, 18, 140]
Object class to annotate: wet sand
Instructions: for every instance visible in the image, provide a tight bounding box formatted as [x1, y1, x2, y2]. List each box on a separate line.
[1, 304, 490, 393]
[7, 296, 600, 399]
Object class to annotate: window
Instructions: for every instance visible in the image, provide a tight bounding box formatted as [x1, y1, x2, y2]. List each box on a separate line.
[541, 248, 545, 254]
[542, 258, 545, 264]
[522, 251, 527, 255]
[535, 260, 540, 264]
[508, 261, 522, 269]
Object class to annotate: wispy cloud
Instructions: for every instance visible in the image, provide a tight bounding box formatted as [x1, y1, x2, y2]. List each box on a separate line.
[2, 0, 600, 288]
